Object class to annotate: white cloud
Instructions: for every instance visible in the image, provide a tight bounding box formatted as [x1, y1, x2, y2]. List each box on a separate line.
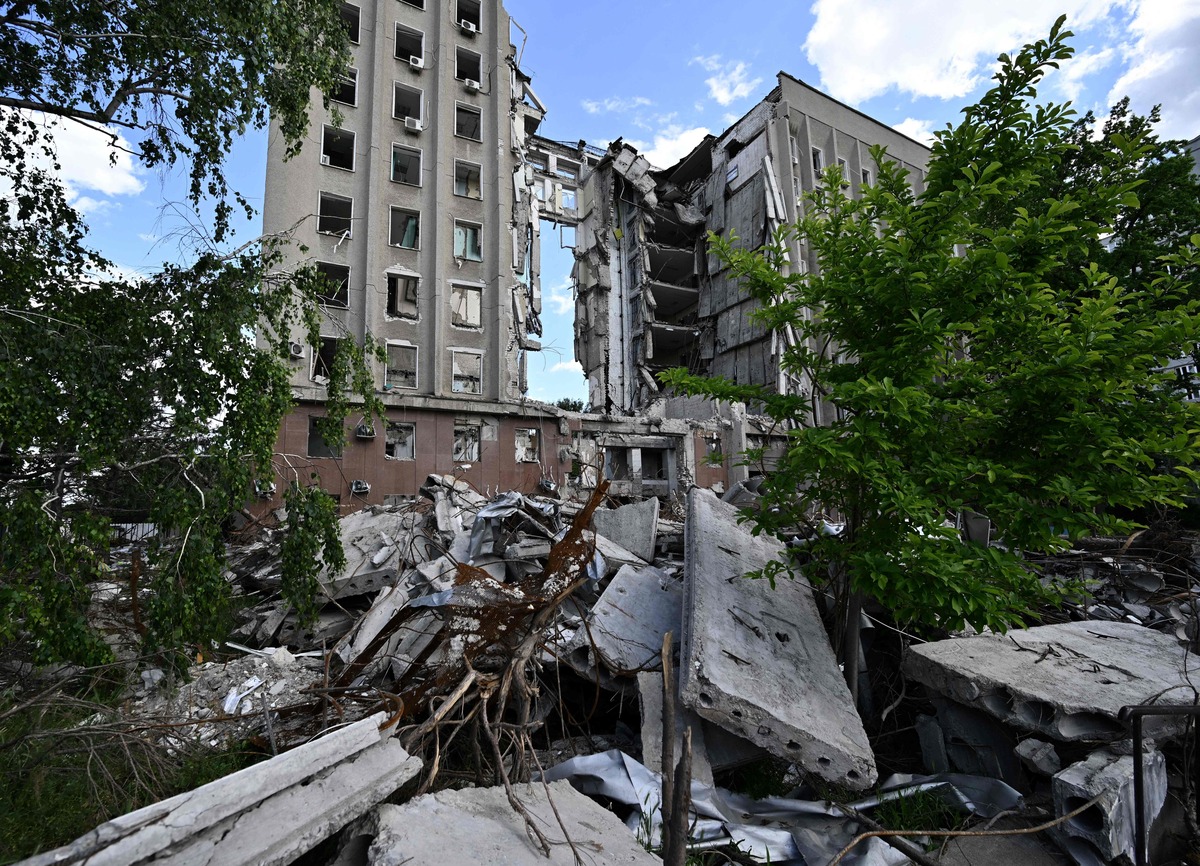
[581, 95, 653, 115]
[138, 232, 160, 243]
[17, 112, 144, 211]
[691, 55, 764, 106]
[804, 0, 1118, 103]
[545, 278, 574, 316]
[550, 360, 584, 375]
[1048, 45, 1116, 103]
[893, 118, 938, 145]
[642, 125, 711, 169]
[1105, 0, 1200, 140]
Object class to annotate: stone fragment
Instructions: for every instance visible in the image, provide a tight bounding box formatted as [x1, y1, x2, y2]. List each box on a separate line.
[1015, 738, 1062, 777]
[1052, 747, 1166, 863]
[593, 497, 659, 562]
[586, 565, 682, 675]
[904, 621, 1197, 741]
[679, 489, 876, 790]
[363, 780, 661, 865]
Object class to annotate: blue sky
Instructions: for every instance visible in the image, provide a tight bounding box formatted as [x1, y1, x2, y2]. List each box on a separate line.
[44, 0, 1200, 405]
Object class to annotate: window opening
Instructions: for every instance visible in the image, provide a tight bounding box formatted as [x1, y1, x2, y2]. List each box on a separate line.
[561, 188, 577, 210]
[515, 428, 540, 463]
[317, 192, 352, 235]
[811, 147, 823, 173]
[454, 161, 481, 198]
[385, 422, 415, 460]
[314, 262, 349, 308]
[450, 283, 481, 327]
[861, 167, 872, 186]
[386, 273, 418, 318]
[393, 83, 421, 121]
[391, 144, 421, 185]
[394, 24, 423, 61]
[334, 68, 357, 105]
[453, 221, 482, 261]
[456, 0, 481, 31]
[400, 0, 424, 8]
[451, 352, 482, 395]
[311, 336, 341, 382]
[389, 208, 420, 249]
[456, 48, 482, 83]
[308, 416, 343, 458]
[455, 104, 482, 140]
[321, 126, 354, 170]
[385, 343, 417, 390]
[452, 423, 480, 462]
[340, 3, 360, 43]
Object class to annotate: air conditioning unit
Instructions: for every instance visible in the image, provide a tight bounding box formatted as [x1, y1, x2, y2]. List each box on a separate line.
[404, 116, 423, 133]
[320, 154, 331, 166]
[350, 479, 371, 496]
[459, 19, 477, 35]
[254, 480, 277, 499]
[288, 341, 305, 359]
[409, 55, 423, 70]
[464, 78, 480, 92]
[354, 423, 376, 439]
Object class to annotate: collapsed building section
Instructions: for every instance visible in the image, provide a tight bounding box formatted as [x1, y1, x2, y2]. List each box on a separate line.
[574, 72, 930, 418]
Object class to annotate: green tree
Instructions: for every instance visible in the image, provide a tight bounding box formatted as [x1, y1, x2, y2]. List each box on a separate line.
[662, 19, 1200, 675]
[555, 397, 585, 412]
[0, 1, 375, 665]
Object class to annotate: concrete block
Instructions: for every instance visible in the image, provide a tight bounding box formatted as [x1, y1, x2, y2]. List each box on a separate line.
[904, 621, 1198, 742]
[1015, 738, 1062, 777]
[679, 489, 876, 790]
[363, 779, 661, 865]
[586, 565, 681, 675]
[593, 498, 659, 562]
[1052, 747, 1166, 863]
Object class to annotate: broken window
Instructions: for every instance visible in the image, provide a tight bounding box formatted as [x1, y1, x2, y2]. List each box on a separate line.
[311, 336, 341, 382]
[726, 164, 739, 183]
[527, 151, 547, 172]
[386, 272, 418, 318]
[642, 448, 667, 480]
[554, 160, 578, 181]
[391, 144, 421, 185]
[384, 493, 418, 506]
[452, 423, 481, 462]
[515, 428, 540, 463]
[456, 0, 481, 31]
[836, 157, 848, 187]
[321, 126, 354, 170]
[453, 221, 482, 261]
[455, 103, 482, 140]
[789, 134, 799, 164]
[456, 47, 482, 83]
[394, 23, 423, 62]
[389, 208, 420, 249]
[453, 161, 481, 198]
[317, 192, 352, 236]
[314, 262, 350, 308]
[385, 343, 417, 390]
[393, 83, 422, 122]
[334, 68, 357, 105]
[604, 447, 630, 480]
[861, 167, 872, 186]
[451, 352, 482, 395]
[704, 434, 723, 464]
[384, 422, 415, 460]
[308, 416, 344, 458]
[340, 3, 360, 43]
[450, 282, 482, 327]
[811, 147, 823, 173]
[561, 188, 576, 210]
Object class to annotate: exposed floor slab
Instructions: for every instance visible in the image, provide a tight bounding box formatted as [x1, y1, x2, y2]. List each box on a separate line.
[593, 497, 660, 562]
[904, 620, 1198, 741]
[679, 488, 876, 790]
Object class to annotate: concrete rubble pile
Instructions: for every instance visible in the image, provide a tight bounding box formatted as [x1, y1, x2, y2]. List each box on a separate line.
[47, 478, 1200, 866]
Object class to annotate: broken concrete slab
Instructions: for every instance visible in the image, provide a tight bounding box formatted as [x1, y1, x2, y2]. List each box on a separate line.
[584, 564, 681, 675]
[1015, 738, 1062, 777]
[361, 779, 661, 865]
[22, 713, 417, 866]
[1052, 747, 1167, 863]
[679, 488, 876, 790]
[904, 621, 1198, 742]
[592, 497, 659, 562]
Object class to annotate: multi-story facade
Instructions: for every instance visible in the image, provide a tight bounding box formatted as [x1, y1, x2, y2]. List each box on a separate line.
[574, 72, 930, 419]
[259, 0, 608, 506]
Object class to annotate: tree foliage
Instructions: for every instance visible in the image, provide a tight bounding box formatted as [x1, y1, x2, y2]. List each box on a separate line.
[0, 2, 373, 665]
[662, 18, 1200, 634]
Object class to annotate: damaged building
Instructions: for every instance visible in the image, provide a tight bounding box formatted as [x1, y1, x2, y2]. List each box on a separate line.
[573, 72, 930, 418]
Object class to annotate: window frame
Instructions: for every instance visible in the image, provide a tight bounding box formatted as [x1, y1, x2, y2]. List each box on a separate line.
[321, 125, 355, 171]
[454, 102, 482, 141]
[389, 206, 421, 250]
[452, 422, 481, 462]
[384, 341, 418, 391]
[811, 147, 823, 173]
[453, 220, 482, 262]
[515, 428, 540, 464]
[386, 270, 419, 319]
[317, 191, 353, 237]
[314, 261, 350, 309]
[455, 46, 482, 83]
[392, 81, 423, 123]
[311, 335, 341, 383]
[451, 350, 483, 396]
[453, 160, 482, 198]
[394, 23, 424, 63]
[391, 143, 422, 186]
[340, 3, 360, 44]
[307, 415, 344, 459]
[450, 281, 483, 328]
[384, 421, 416, 460]
[333, 67, 358, 106]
